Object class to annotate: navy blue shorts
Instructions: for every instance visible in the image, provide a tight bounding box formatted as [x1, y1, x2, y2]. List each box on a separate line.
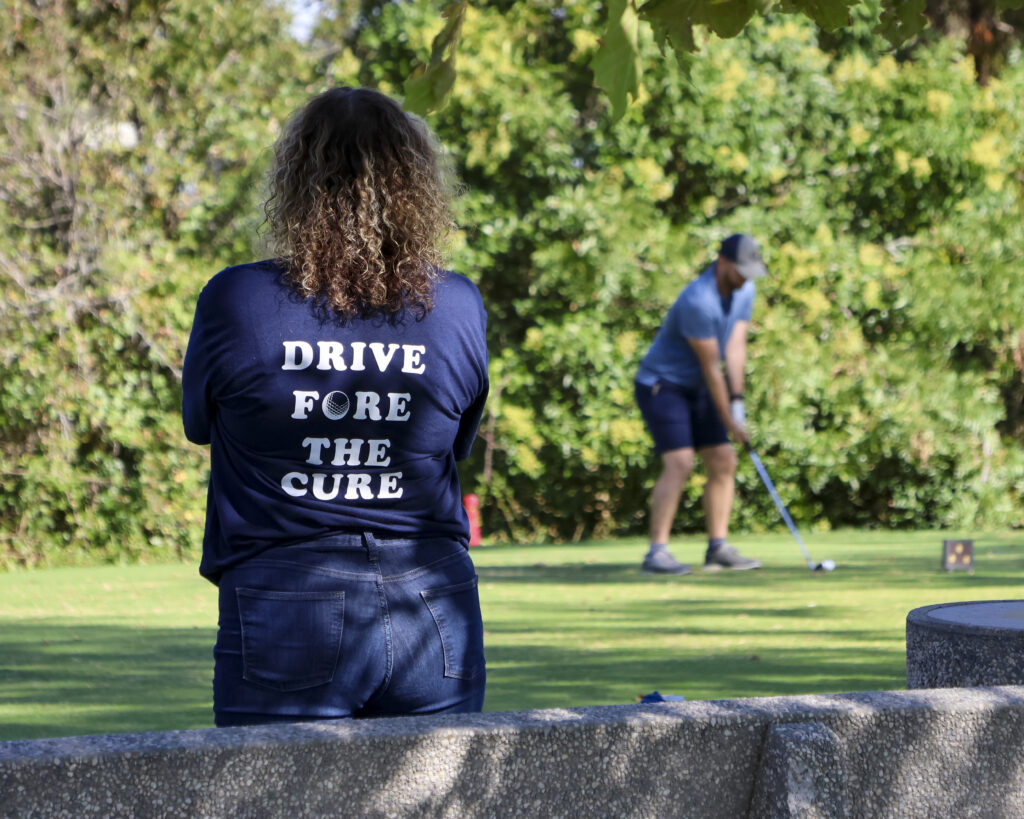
[634, 380, 729, 454]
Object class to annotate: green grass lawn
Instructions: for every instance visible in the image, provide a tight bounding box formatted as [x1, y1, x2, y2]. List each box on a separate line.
[1, 529, 1022, 741]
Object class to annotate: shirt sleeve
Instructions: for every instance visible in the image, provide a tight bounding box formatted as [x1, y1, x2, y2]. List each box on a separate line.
[181, 288, 215, 446]
[674, 290, 717, 340]
[451, 276, 489, 461]
[453, 382, 489, 461]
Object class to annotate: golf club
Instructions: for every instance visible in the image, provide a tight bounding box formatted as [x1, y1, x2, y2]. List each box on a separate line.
[744, 443, 835, 572]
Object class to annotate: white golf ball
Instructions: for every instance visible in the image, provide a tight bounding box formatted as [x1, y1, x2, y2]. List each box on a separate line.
[323, 390, 350, 420]
[820, 559, 836, 572]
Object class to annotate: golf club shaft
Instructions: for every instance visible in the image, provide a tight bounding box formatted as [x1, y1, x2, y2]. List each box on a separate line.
[745, 445, 815, 567]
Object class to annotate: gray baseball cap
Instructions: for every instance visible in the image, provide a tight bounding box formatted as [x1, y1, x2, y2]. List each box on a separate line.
[720, 233, 768, 280]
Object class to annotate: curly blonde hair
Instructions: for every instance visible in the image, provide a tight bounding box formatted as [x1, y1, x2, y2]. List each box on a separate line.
[264, 87, 456, 319]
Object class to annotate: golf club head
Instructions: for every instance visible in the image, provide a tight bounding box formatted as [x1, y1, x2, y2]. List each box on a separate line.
[814, 560, 836, 572]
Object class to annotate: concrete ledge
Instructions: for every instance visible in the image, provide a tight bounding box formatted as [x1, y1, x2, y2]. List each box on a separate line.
[750, 721, 846, 818]
[907, 600, 1024, 688]
[3, 687, 1024, 818]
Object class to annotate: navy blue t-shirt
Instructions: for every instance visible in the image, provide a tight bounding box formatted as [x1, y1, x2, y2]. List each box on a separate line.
[182, 261, 489, 583]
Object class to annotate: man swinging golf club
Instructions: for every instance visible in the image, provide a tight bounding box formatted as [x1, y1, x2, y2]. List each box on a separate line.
[635, 234, 768, 574]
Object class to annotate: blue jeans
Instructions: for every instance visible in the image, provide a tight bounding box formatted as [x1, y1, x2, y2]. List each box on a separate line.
[213, 533, 485, 726]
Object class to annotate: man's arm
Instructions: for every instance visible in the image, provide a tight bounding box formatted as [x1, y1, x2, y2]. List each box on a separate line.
[724, 319, 749, 399]
[687, 336, 749, 444]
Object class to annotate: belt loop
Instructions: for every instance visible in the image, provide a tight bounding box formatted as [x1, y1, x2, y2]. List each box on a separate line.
[363, 531, 380, 560]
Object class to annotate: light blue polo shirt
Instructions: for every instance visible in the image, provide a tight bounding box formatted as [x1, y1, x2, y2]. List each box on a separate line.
[636, 264, 755, 389]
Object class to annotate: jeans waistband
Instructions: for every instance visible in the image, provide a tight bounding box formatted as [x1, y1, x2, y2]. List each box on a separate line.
[237, 532, 470, 582]
[279, 531, 462, 550]
[262, 532, 467, 561]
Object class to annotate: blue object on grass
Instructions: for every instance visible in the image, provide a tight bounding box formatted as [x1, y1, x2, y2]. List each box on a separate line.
[640, 691, 686, 703]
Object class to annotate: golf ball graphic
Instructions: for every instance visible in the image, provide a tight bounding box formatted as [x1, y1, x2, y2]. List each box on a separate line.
[323, 390, 350, 420]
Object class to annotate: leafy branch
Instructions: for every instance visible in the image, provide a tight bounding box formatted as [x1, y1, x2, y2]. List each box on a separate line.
[403, 0, 1024, 117]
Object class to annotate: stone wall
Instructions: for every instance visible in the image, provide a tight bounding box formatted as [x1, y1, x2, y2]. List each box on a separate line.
[3, 686, 1024, 818]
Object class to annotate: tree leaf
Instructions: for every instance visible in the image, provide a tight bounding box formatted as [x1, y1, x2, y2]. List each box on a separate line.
[593, 0, 641, 120]
[639, 0, 762, 40]
[404, 60, 458, 116]
[403, 0, 467, 115]
[698, 0, 765, 39]
[638, 0, 696, 53]
[876, 0, 927, 47]
[778, 0, 858, 32]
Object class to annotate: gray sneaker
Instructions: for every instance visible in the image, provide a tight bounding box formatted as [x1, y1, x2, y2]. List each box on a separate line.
[642, 549, 692, 575]
[703, 543, 761, 571]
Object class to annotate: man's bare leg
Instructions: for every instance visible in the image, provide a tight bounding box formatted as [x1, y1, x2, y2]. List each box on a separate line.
[650, 448, 694, 543]
[699, 443, 736, 540]
[643, 448, 694, 574]
[699, 443, 760, 570]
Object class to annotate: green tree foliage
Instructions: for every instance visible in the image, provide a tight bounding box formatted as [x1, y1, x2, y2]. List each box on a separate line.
[335, 1, 1024, 541]
[406, 0, 1024, 118]
[2, 0, 1023, 566]
[0, 0, 311, 566]
[925, 0, 1024, 85]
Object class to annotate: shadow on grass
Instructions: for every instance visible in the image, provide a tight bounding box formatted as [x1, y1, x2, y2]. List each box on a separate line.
[6, 541, 1014, 741]
[478, 562, 776, 585]
[1, 614, 906, 741]
[0, 620, 215, 741]
[476, 553, 1024, 586]
[482, 640, 907, 712]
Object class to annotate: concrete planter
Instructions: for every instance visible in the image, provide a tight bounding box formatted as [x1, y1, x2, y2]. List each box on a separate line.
[907, 600, 1024, 689]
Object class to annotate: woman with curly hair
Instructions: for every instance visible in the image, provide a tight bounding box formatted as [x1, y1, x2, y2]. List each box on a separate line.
[182, 87, 489, 725]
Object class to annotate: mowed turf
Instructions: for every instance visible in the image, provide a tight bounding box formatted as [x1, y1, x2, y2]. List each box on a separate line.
[1, 529, 1022, 741]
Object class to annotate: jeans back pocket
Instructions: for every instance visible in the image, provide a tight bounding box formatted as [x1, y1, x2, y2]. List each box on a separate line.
[236, 588, 345, 692]
[421, 577, 485, 680]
